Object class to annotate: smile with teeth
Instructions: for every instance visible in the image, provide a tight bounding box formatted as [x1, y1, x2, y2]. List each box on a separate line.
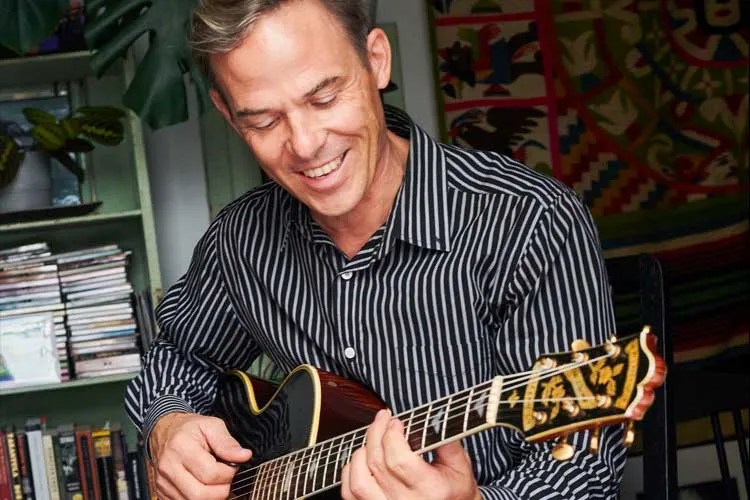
[302, 154, 344, 178]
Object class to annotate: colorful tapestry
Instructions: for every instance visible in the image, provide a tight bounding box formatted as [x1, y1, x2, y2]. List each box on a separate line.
[429, 0, 749, 366]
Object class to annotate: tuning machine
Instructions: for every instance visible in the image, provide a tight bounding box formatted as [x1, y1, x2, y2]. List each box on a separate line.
[589, 427, 601, 454]
[623, 421, 635, 448]
[551, 433, 575, 461]
[571, 339, 591, 363]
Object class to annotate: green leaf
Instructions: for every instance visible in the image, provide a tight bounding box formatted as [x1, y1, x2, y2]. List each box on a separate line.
[76, 106, 127, 120]
[80, 118, 124, 146]
[23, 107, 57, 126]
[85, 0, 210, 129]
[0, 0, 69, 55]
[32, 122, 68, 151]
[61, 118, 82, 139]
[0, 134, 25, 188]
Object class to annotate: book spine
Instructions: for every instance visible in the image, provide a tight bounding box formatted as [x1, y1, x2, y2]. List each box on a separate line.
[92, 430, 116, 500]
[14, 434, 33, 500]
[57, 429, 83, 500]
[124, 453, 141, 500]
[75, 429, 92, 500]
[0, 431, 13, 500]
[110, 430, 128, 500]
[25, 428, 51, 500]
[3, 432, 22, 500]
[43, 433, 62, 500]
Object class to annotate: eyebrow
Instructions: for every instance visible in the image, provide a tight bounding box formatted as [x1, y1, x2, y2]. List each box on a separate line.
[234, 76, 341, 118]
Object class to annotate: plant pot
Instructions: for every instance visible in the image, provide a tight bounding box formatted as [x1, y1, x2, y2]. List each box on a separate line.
[0, 151, 52, 213]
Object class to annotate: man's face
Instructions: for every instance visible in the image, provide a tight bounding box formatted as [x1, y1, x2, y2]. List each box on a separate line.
[210, 0, 392, 221]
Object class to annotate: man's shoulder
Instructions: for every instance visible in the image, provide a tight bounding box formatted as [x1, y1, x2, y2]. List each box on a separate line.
[209, 182, 291, 232]
[440, 143, 571, 209]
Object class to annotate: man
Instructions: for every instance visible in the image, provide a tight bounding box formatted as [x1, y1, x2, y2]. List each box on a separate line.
[126, 0, 627, 498]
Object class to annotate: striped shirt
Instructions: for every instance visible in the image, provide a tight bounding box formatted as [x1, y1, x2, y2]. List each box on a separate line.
[126, 106, 627, 499]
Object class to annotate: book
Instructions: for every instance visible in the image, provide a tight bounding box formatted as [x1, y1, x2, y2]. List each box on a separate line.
[3, 430, 22, 500]
[56, 425, 83, 500]
[92, 430, 116, 500]
[24, 419, 49, 500]
[0, 313, 60, 388]
[13, 433, 32, 500]
[75, 427, 100, 500]
[109, 429, 128, 500]
[42, 431, 62, 500]
[0, 430, 13, 500]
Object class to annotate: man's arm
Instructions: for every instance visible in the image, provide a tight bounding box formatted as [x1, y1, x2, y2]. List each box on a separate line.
[479, 190, 627, 499]
[124, 222, 261, 499]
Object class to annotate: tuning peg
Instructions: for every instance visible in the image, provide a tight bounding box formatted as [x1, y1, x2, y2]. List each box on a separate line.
[589, 427, 601, 454]
[623, 421, 635, 448]
[551, 434, 575, 461]
[571, 339, 591, 362]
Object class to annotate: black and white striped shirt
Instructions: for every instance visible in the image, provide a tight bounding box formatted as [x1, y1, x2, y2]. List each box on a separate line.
[126, 107, 627, 499]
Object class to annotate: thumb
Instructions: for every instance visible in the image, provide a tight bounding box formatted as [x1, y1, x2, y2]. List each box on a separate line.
[202, 418, 253, 463]
[434, 440, 469, 468]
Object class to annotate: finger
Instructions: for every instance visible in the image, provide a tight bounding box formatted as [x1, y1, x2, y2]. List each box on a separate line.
[434, 440, 471, 470]
[381, 418, 426, 485]
[172, 464, 233, 500]
[340, 463, 352, 499]
[155, 468, 185, 500]
[364, 409, 391, 478]
[349, 447, 387, 500]
[201, 417, 253, 463]
[183, 450, 239, 486]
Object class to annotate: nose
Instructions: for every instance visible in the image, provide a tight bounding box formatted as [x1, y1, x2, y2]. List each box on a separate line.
[286, 110, 325, 160]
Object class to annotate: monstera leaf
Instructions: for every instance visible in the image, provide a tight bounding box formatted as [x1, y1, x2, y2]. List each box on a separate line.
[85, 0, 210, 129]
[0, 0, 69, 54]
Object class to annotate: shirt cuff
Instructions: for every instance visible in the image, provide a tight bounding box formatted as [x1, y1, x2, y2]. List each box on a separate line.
[142, 395, 194, 462]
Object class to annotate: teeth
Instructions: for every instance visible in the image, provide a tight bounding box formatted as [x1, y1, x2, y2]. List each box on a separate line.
[302, 155, 343, 178]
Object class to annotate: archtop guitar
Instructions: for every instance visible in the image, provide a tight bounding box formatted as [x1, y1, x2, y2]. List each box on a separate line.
[213, 326, 666, 499]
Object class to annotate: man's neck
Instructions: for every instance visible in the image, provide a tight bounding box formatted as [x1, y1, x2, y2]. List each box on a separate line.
[312, 131, 410, 259]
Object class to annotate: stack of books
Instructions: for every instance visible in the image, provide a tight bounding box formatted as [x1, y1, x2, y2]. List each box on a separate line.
[59, 245, 141, 379]
[0, 243, 67, 380]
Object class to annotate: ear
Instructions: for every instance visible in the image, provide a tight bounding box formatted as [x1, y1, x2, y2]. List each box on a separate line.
[209, 87, 240, 134]
[366, 27, 392, 91]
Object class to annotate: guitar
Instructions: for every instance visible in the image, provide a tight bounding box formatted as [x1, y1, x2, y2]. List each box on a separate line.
[213, 326, 666, 499]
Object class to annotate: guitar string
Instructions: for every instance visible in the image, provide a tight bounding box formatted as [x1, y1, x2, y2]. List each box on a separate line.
[228, 350, 617, 499]
[227, 351, 615, 499]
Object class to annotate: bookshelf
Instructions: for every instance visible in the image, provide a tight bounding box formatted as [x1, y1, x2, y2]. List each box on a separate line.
[0, 50, 162, 448]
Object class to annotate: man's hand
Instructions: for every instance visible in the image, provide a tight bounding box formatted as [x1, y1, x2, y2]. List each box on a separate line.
[340, 409, 482, 500]
[149, 412, 252, 500]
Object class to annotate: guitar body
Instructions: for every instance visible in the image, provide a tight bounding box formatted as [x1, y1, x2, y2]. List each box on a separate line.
[213, 365, 386, 499]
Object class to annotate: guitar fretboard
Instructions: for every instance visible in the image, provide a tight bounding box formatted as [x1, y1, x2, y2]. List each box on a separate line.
[233, 380, 497, 499]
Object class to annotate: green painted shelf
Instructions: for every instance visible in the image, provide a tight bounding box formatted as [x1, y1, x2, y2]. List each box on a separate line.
[0, 209, 142, 232]
[0, 373, 136, 397]
[0, 51, 100, 87]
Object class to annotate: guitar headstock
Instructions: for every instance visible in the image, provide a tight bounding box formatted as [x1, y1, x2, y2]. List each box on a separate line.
[498, 326, 665, 459]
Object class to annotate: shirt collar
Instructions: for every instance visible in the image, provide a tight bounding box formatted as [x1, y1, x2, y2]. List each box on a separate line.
[289, 105, 451, 253]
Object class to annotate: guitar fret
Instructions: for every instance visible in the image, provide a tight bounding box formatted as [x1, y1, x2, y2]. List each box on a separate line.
[302, 445, 315, 497]
[420, 404, 432, 450]
[256, 462, 269, 500]
[270, 455, 283, 500]
[441, 397, 452, 441]
[320, 436, 335, 492]
[283, 453, 296, 500]
[310, 442, 323, 493]
[463, 387, 474, 433]
[292, 448, 306, 499]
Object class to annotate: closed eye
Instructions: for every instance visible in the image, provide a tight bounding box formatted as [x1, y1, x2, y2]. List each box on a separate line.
[312, 94, 337, 108]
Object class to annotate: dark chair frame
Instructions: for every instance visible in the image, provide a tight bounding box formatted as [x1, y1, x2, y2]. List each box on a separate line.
[605, 254, 678, 500]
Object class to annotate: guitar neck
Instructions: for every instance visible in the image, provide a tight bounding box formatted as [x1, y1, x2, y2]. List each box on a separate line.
[243, 379, 499, 499]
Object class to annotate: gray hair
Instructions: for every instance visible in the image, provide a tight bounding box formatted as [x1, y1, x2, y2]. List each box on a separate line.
[191, 0, 374, 84]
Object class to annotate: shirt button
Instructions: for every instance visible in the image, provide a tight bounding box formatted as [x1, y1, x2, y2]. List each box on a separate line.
[340, 271, 353, 281]
[344, 347, 356, 359]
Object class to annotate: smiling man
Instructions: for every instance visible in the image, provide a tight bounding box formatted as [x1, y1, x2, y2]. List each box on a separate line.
[126, 1, 627, 499]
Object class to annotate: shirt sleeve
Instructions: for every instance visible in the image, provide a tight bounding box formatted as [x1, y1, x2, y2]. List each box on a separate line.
[124, 221, 262, 443]
[480, 190, 628, 499]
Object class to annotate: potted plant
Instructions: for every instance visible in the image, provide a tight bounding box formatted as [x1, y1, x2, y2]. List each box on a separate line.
[0, 105, 125, 212]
